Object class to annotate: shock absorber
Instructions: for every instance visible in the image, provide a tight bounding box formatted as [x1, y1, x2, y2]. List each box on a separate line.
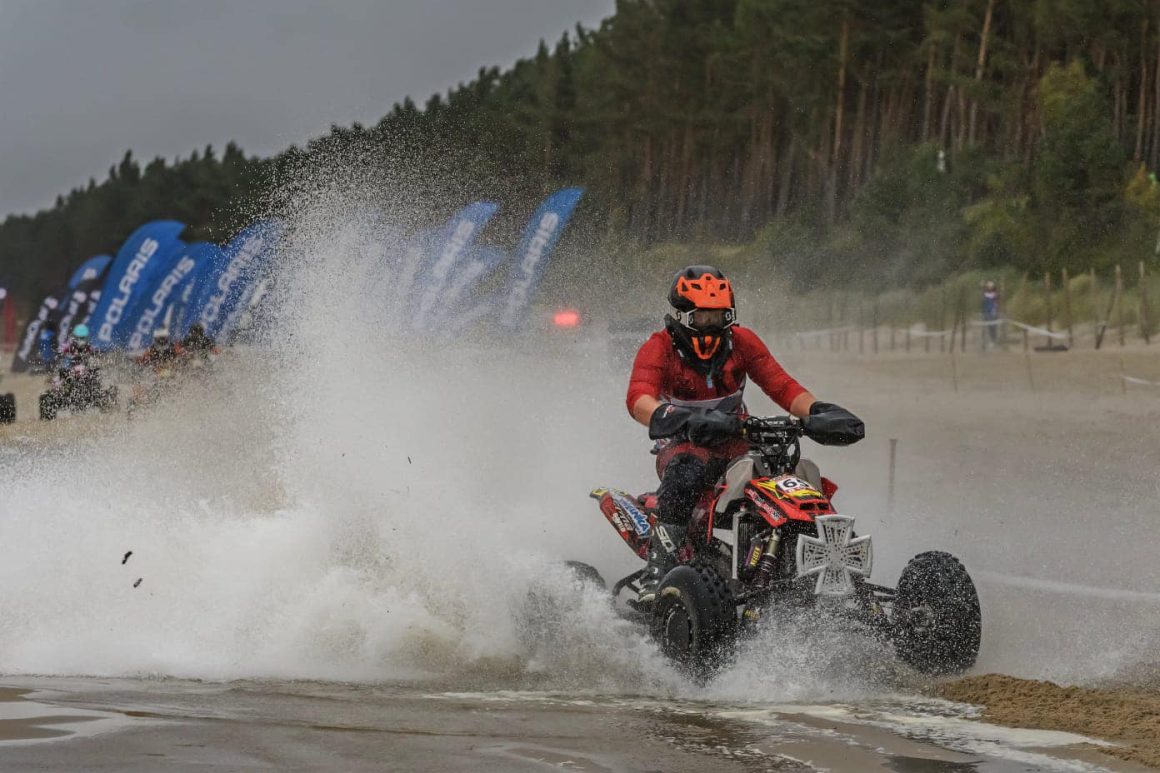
[753, 530, 781, 586]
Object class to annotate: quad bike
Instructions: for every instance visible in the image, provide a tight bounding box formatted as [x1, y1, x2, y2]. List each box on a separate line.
[585, 416, 981, 680]
[39, 362, 118, 420]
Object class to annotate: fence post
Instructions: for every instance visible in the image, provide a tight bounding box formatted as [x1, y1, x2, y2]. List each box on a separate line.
[1116, 264, 1126, 347]
[888, 438, 898, 511]
[873, 298, 880, 354]
[890, 303, 896, 352]
[829, 298, 836, 352]
[1044, 271, 1054, 348]
[1062, 268, 1073, 349]
[960, 289, 967, 353]
[948, 299, 959, 352]
[1000, 275, 1009, 351]
[1090, 267, 1098, 348]
[939, 289, 947, 353]
[1140, 261, 1151, 345]
[842, 292, 850, 352]
[859, 298, 865, 355]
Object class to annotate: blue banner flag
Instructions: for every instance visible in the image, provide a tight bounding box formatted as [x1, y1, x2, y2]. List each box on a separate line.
[499, 188, 583, 328]
[88, 220, 186, 349]
[440, 245, 508, 316]
[67, 255, 112, 290]
[172, 243, 225, 338]
[196, 219, 284, 340]
[11, 292, 63, 372]
[56, 270, 109, 348]
[411, 202, 499, 330]
[125, 241, 215, 351]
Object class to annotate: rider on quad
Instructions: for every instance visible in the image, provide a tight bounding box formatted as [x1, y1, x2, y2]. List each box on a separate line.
[59, 323, 94, 367]
[40, 323, 117, 419]
[137, 327, 184, 370]
[627, 265, 864, 603]
[181, 323, 218, 364]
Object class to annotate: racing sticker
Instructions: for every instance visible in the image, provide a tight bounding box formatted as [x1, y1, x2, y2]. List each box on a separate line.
[605, 505, 634, 536]
[612, 492, 651, 536]
[744, 488, 786, 524]
[754, 476, 823, 500]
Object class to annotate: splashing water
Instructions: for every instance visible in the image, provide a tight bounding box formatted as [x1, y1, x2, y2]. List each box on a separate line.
[0, 174, 920, 705]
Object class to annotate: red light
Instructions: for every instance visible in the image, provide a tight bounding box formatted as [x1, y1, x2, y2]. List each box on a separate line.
[553, 309, 582, 328]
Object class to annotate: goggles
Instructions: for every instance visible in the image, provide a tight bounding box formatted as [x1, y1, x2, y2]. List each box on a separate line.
[674, 307, 735, 331]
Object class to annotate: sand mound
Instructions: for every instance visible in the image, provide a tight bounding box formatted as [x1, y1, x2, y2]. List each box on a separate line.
[940, 673, 1160, 768]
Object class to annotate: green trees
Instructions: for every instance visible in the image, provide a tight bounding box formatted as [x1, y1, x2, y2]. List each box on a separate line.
[6, 0, 1160, 310]
[0, 145, 268, 308]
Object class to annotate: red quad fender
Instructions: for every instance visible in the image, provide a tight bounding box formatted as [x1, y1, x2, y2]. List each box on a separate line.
[702, 473, 837, 536]
[590, 488, 655, 559]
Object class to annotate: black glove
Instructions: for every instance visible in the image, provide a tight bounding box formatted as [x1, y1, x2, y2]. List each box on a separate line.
[649, 403, 695, 439]
[687, 409, 742, 446]
[648, 404, 741, 446]
[803, 401, 865, 446]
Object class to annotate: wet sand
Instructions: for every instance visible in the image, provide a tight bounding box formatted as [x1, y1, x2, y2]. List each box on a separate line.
[0, 676, 1147, 772]
[941, 674, 1160, 769]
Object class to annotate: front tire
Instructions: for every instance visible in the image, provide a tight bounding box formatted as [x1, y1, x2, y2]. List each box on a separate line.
[651, 563, 735, 681]
[892, 551, 981, 674]
[0, 393, 14, 424]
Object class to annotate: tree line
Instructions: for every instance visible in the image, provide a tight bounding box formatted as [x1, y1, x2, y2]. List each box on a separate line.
[6, 0, 1160, 311]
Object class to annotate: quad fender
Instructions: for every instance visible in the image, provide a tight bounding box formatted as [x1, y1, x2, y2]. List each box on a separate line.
[795, 458, 823, 490]
[591, 488, 652, 559]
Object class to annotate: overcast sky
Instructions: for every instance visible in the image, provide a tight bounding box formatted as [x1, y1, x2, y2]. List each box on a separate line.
[0, 0, 614, 218]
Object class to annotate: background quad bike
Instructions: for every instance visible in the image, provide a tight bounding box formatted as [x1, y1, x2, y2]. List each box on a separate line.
[39, 382, 118, 421]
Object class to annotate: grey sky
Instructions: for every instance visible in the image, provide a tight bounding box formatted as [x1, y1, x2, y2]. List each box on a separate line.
[0, 0, 614, 217]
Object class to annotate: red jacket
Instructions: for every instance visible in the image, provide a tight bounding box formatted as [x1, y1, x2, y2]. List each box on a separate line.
[626, 325, 806, 416]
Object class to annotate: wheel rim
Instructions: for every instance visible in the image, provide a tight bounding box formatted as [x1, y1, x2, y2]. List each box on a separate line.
[661, 602, 694, 657]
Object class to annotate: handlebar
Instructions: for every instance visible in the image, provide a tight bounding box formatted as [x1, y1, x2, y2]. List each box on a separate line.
[742, 415, 804, 447]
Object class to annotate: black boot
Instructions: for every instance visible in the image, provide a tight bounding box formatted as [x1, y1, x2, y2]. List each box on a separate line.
[638, 522, 686, 604]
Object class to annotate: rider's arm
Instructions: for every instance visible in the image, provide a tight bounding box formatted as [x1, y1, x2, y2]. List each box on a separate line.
[626, 333, 669, 426]
[631, 394, 662, 427]
[733, 327, 816, 418]
[788, 391, 816, 418]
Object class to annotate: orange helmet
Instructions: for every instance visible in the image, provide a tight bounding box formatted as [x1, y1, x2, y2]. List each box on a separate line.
[666, 265, 736, 371]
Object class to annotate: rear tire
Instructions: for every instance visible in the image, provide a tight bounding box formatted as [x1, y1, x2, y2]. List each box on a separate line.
[0, 393, 14, 424]
[39, 393, 56, 421]
[518, 562, 609, 655]
[563, 561, 605, 590]
[892, 551, 981, 675]
[651, 563, 735, 682]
